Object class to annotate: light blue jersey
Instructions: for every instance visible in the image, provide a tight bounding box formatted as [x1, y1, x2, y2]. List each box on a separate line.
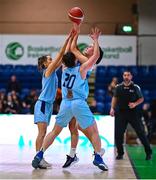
[62, 66, 89, 100]
[38, 70, 58, 103]
[56, 65, 95, 129]
[34, 69, 58, 125]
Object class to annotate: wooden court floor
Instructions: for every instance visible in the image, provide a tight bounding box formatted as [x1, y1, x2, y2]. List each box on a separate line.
[0, 145, 136, 179]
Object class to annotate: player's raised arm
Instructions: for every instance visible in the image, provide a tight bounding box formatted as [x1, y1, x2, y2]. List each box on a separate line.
[70, 24, 88, 63]
[45, 31, 73, 77]
[80, 27, 101, 78]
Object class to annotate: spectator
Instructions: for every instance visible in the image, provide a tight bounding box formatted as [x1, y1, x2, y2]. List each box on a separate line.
[89, 98, 98, 114]
[149, 99, 156, 141]
[0, 101, 4, 113]
[11, 90, 22, 113]
[5, 94, 18, 114]
[0, 90, 7, 111]
[108, 77, 118, 97]
[7, 75, 21, 93]
[142, 103, 151, 138]
[22, 89, 38, 114]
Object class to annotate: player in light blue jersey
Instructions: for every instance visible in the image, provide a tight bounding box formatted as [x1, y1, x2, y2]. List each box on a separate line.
[32, 27, 108, 171]
[63, 25, 104, 168]
[33, 31, 72, 169]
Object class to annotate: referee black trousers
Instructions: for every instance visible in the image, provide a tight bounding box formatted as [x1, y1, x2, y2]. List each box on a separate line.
[115, 110, 152, 156]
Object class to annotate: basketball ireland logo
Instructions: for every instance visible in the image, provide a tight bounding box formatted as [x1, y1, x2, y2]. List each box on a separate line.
[5, 42, 24, 60]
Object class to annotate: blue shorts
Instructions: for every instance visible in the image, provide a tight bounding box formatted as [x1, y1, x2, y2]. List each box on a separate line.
[56, 99, 95, 129]
[34, 100, 53, 125]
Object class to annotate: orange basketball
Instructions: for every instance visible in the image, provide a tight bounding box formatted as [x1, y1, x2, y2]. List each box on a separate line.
[68, 7, 84, 25]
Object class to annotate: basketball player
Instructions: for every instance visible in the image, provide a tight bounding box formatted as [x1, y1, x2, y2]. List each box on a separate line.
[62, 25, 104, 168]
[32, 27, 108, 171]
[33, 30, 73, 169]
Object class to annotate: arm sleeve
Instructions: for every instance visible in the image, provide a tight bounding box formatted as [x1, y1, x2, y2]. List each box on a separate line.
[113, 86, 119, 97]
[135, 85, 143, 98]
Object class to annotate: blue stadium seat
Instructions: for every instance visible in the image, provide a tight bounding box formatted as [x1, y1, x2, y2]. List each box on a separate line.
[20, 88, 30, 99]
[95, 89, 106, 96]
[149, 65, 156, 76]
[5, 64, 14, 69]
[103, 102, 111, 115]
[128, 65, 138, 76]
[142, 89, 150, 97]
[138, 66, 149, 77]
[107, 66, 118, 77]
[117, 66, 128, 74]
[96, 102, 105, 114]
[96, 66, 107, 77]
[25, 65, 38, 74]
[0, 88, 6, 93]
[149, 90, 156, 99]
[95, 95, 105, 102]
[104, 95, 112, 103]
[13, 65, 25, 74]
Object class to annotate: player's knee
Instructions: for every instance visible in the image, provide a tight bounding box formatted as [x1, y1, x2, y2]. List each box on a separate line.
[38, 131, 46, 139]
[52, 128, 61, 137]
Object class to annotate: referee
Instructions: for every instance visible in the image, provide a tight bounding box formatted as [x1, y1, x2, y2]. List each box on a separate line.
[110, 70, 152, 160]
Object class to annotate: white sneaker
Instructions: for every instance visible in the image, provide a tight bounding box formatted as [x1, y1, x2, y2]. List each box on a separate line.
[38, 158, 52, 169]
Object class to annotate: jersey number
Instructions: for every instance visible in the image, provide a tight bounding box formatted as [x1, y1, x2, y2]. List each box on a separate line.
[63, 73, 76, 89]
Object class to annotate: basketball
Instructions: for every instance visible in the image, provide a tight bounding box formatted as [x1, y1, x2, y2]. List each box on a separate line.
[68, 7, 84, 25]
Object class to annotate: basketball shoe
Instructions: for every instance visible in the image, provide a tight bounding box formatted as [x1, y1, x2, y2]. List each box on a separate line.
[62, 154, 79, 168]
[93, 153, 108, 171]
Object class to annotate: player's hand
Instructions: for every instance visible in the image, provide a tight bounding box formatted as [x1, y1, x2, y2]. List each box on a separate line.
[89, 27, 101, 41]
[110, 107, 115, 116]
[67, 28, 76, 40]
[128, 102, 136, 109]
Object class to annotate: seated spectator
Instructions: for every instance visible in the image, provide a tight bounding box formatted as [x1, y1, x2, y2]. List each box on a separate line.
[22, 89, 38, 114]
[108, 77, 118, 97]
[142, 103, 152, 139]
[5, 94, 19, 114]
[89, 98, 99, 114]
[149, 99, 156, 141]
[10, 90, 22, 113]
[7, 75, 21, 94]
[0, 101, 4, 114]
[0, 90, 7, 112]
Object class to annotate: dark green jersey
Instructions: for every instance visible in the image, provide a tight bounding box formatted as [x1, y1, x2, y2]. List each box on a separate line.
[114, 81, 143, 110]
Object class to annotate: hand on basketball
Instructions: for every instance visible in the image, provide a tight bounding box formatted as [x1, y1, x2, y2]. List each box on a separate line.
[90, 27, 101, 41]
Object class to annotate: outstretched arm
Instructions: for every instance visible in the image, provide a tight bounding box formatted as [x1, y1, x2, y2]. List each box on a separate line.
[80, 27, 101, 79]
[45, 31, 73, 77]
[70, 24, 88, 63]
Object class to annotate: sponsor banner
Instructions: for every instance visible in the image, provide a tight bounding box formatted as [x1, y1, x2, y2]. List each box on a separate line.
[0, 114, 114, 147]
[0, 34, 136, 65]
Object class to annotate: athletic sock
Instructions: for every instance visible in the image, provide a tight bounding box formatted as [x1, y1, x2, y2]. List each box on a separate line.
[69, 148, 76, 158]
[36, 150, 44, 159]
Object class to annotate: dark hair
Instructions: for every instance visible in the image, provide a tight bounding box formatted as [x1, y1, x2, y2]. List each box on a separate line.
[96, 47, 103, 64]
[123, 70, 132, 74]
[62, 52, 76, 68]
[38, 55, 47, 71]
